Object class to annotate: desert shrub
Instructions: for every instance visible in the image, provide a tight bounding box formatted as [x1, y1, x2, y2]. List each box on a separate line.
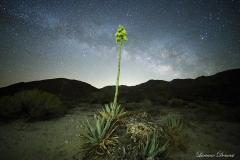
[201, 101, 223, 111]
[126, 100, 152, 110]
[139, 99, 152, 108]
[0, 96, 22, 119]
[0, 89, 66, 121]
[167, 98, 183, 107]
[195, 97, 203, 105]
[61, 100, 74, 109]
[155, 96, 168, 105]
[200, 101, 226, 121]
[118, 97, 127, 104]
[88, 97, 99, 104]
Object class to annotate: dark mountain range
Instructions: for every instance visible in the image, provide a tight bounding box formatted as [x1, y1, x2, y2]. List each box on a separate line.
[0, 68, 240, 105]
[0, 78, 99, 99]
[100, 68, 240, 105]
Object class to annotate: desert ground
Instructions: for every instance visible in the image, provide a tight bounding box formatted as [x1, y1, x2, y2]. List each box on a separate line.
[0, 102, 240, 160]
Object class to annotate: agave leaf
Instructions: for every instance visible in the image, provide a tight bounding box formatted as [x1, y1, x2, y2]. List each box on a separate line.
[98, 109, 104, 116]
[99, 118, 112, 139]
[81, 130, 91, 140]
[152, 140, 169, 157]
[85, 118, 95, 137]
[105, 105, 111, 113]
[120, 108, 124, 113]
[154, 141, 168, 157]
[149, 137, 156, 154]
[116, 105, 120, 113]
[96, 117, 102, 136]
[143, 135, 151, 154]
[100, 116, 106, 127]
[81, 125, 98, 145]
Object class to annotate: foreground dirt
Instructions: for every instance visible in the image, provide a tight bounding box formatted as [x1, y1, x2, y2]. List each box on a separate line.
[0, 103, 240, 160]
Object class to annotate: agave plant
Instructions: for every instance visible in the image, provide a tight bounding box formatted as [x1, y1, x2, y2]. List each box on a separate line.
[140, 131, 169, 159]
[98, 102, 127, 121]
[166, 115, 183, 135]
[81, 115, 118, 158]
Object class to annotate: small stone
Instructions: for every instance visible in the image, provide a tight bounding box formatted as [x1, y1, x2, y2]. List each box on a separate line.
[76, 134, 81, 137]
[65, 140, 69, 143]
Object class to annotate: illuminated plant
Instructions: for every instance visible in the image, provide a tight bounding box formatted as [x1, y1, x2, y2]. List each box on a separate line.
[98, 102, 127, 121]
[81, 115, 118, 159]
[113, 24, 128, 105]
[140, 131, 169, 159]
[80, 24, 128, 159]
[98, 25, 128, 122]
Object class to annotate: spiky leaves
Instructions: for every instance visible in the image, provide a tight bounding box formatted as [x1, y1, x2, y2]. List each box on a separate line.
[98, 102, 127, 121]
[140, 131, 169, 159]
[81, 115, 118, 158]
[166, 115, 183, 135]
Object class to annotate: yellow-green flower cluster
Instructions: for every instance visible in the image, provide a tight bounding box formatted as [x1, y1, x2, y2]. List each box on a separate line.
[115, 25, 128, 44]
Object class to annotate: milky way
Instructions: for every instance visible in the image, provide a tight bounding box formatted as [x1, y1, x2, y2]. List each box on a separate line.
[0, 0, 239, 88]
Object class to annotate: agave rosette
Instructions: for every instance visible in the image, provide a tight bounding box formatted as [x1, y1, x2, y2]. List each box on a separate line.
[140, 131, 169, 159]
[81, 115, 118, 158]
[98, 102, 127, 121]
[166, 115, 183, 135]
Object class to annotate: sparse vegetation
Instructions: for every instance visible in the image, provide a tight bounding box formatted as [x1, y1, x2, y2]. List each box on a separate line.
[126, 100, 152, 110]
[141, 99, 153, 108]
[155, 96, 168, 105]
[201, 101, 224, 114]
[0, 89, 66, 121]
[167, 98, 183, 107]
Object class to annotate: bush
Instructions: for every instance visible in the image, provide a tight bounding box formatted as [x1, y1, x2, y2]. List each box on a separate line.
[140, 99, 152, 108]
[167, 99, 183, 107]
[157, 96, 168, 105]
[0, 96, 22, 119]
[0, 89, 66, 121]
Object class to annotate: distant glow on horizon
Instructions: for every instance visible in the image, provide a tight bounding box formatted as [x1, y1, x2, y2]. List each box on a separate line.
[0, 0, 239, 88]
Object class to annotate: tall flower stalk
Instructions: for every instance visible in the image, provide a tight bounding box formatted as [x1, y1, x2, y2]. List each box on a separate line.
[114, 25, 128, 104]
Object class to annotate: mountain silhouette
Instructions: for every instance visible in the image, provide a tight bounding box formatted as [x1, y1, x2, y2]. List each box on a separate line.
[0, 78, 99, 99]
[0, 68, 239, 106]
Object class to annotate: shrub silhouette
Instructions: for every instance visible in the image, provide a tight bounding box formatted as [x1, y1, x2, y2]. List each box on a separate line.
[0, 89, 66, 121]
[167, 98, 183, 107]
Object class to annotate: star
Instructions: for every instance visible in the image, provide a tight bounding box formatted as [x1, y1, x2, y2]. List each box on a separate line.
[0, 0, 239, 88]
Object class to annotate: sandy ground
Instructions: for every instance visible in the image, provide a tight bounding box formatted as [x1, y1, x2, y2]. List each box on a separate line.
[0, 103, 240, 160]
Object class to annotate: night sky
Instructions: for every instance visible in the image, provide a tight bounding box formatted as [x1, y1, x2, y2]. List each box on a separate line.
[1, 0, 240, 88]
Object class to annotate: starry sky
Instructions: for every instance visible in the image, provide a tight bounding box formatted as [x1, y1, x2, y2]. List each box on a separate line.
[0, 0, 240, 88]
